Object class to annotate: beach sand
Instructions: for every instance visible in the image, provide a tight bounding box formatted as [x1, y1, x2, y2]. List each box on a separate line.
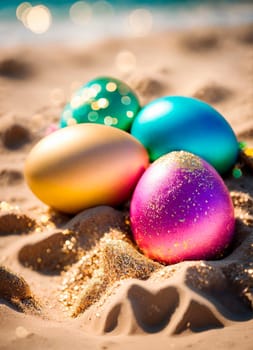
[0, 24, 253, 349]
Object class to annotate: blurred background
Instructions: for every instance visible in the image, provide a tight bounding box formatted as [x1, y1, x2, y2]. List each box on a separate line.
[0, 0, 253, 46]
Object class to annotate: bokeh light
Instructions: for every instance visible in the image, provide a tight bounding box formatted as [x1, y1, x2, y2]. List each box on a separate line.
[93, 1, 114, 16]
[69, 1, 92, 26]
[26, 5, 52, 34]
[16, 3, 52, 34]
[50, 88, 65, 106]
[127, 8, 153, 37]
[16, 2, 32, 22]
[115, 50, 137, 73]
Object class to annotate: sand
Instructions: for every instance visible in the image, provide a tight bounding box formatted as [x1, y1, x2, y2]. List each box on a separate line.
[0, 24, 253, 349]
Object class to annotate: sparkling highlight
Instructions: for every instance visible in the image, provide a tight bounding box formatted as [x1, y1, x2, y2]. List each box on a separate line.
[130, 151, 235, 264]
[60, 77, 140, 131]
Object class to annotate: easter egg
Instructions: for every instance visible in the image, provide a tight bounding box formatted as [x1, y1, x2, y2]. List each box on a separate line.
[25, 124, 149, 214]
[130, 151, 235, 264]
[131, 96, 239, 174]
[60, 77, 140, 131]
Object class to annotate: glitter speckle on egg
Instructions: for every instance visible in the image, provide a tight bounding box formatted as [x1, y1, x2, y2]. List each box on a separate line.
[130, 151, 235, 264]
[130, 96, 239, 174]
[60, 76, 140, 131]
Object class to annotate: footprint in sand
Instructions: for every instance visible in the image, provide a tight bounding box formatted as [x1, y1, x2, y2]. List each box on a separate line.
[129, 75, 167, 104]
[0, 265, 40, 312]
[2, 123, 31, 150]
[0, 169, 23, 186]
[0, 57, 33, 79]
[0, 203, 36, 235]
[181, 32, 219, 51]
[193, 82, 232, 104]
[235, 25, 253, 45]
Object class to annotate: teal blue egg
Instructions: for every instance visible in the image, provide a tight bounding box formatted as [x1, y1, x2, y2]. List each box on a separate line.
[130, 96, 239, 174]
[60, 77, 140, 131]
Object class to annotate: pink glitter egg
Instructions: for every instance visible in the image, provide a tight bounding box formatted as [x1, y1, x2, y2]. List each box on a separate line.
[130, 151, 235, 264]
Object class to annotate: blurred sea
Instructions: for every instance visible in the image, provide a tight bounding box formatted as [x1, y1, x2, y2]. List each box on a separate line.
[0, 0, 253, 46]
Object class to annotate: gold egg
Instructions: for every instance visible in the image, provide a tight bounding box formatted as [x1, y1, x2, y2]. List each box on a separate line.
[25, 124, 149, 213]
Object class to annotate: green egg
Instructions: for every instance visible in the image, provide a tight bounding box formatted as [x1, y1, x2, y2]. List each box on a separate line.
[60, 77, 140, 131]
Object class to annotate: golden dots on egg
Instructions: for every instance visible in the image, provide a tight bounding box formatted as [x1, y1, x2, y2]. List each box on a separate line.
[106, 82, 117, 92]
[103, 116, 118, 126]
[121, 96, 131, 105]
[97, 98, 109, 109]
[88, 111, 99, 122]
[126, 110, 134, 118]
[60, 77, 140, 130]
[91, 101, 100, 111]
[104, 116, 114, 126]
[156, 151, 202, 171]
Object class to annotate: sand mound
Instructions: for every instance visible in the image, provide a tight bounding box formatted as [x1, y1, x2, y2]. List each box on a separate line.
[0, 266, 40, 313]
[0, 203, 35, 235]
[2, 175, 252, 333]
